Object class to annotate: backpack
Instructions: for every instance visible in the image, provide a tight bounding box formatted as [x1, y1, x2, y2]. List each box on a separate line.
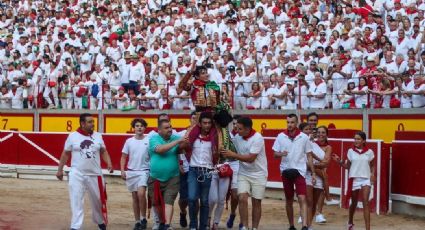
[91, 84, 99, 97]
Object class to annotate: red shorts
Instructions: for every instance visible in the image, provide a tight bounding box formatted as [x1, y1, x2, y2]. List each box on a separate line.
[281, 174, 307, 199]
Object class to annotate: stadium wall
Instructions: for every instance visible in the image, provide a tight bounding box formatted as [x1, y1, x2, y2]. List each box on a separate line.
[1, 108, 425, 142]
[1, 109, 425, 216]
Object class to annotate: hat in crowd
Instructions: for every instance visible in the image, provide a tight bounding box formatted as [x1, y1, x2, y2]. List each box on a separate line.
[118, 86, 125, 91]
[367, 56, 375, 62]
[228, 66, 235, 71]
[287, 65, 296, 71]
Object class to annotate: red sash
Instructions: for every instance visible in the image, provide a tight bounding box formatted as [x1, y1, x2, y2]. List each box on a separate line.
[97, 176, 108, 225]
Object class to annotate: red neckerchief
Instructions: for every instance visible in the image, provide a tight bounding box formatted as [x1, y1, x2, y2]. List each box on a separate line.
[185, 63, 191, 67]
[283, 128, 301, 140]
[352, 146, 369, 154]
[242, 129, 256, 140]
[199, 133, 211, 142]
[77, 127, 92, 136]
[412, 32, 419, 39]
[398, 37, 404, 44]
[319, 38, 326, 43]
[404, 78, 412, 85]
[414, 83, 423, 89]
[193, 79, 206, 87]
[231, 130, 238, 136]
[314, 79, 324, 86]
[386, 60, 393, 64]
[316, 140, 329, 147]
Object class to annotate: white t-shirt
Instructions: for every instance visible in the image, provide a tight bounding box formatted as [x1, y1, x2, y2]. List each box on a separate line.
[190, 139, 213, 169]
[121, 136, 150, 171]
[64, 131, 106, 175]
[308, 82, 327, 109]
[412, 84, 425, 108]
[272, 131, 313, 177]
[354, 86, 368, 108]
[347, 148, 374, 179]
[233, 132, 268, 179]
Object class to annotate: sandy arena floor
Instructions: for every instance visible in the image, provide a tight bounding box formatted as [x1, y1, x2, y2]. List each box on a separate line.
[0, 177, 424, 230]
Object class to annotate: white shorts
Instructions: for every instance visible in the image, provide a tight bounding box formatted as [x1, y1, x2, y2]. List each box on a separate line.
[126, 170, 149, 192]
[306, 173, 324, 190]
[229, 161, 239, 190]
[352, 177, 371, 191]
[237, 174, 267, 200]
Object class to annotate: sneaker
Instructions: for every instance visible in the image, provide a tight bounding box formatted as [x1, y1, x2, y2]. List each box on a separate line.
[288, 226, 297, 230]
[347, 223, 354, 230]
[152, 222, 160, 230]
[239, 226, 248, 230]
[140, 219, 147, 230]
[325, 198, 340, 206]
[227, 214, 236, 228]
[301, 227, 309, 230]
[98, 223, 107, 230]
[298, 216, 302, 224]
[133, 222, 142, 230]
[239, 223, 244, 229]
[180, 212, 188, 228]
[315, 214, 327, 223]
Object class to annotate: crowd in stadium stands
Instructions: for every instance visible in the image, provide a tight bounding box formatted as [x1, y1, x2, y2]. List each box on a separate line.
[0, 0, 425, 111]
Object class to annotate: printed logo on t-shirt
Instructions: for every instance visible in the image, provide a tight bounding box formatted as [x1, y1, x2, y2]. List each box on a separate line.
[80, 140, 96, 159]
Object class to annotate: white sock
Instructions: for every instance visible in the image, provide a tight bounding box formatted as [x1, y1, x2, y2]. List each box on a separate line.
[140, 216, 146, 221]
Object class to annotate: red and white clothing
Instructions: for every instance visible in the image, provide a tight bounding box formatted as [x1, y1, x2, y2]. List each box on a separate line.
[272, 130, 313, 177]
[354, 86, 369, 108]
[64, 130, 107, 229]
[233, 131, 268, 179]
[347, 147, 374, 182]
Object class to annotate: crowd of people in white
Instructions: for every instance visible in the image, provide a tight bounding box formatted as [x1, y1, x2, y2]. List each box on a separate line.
[0, 0, 425, 110]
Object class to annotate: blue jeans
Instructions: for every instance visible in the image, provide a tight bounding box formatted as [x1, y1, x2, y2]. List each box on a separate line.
[187, 167, 212, 230]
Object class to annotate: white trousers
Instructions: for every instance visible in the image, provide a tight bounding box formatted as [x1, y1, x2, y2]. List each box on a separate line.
[68, 170, 105, 229]
[60, 97, 74, 109]
[208, 174, 230, 225]
[43, 86, 59, 106]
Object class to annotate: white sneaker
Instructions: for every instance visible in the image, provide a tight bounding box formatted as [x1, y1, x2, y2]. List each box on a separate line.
[152, 222, 160, 230]
[315, 213, 327, 223]
[298, 216, 302, 224]
[325, 198, 340, 206]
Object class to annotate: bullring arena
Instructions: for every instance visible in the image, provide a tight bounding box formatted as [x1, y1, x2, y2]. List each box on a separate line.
[1, 109, 425, 230]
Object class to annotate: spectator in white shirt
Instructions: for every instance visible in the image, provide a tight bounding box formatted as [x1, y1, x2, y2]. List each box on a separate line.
[0, 85, 12, 109]
[221, 116, 268, 230]
[307, 72, 327, 109]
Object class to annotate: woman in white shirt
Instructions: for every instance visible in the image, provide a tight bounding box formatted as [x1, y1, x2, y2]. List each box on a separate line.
[346, 77, 368, 109]
[108, 63, 122, 91]
[368, 79, 392, 109]
[332, 131, 375, 230]
[145, 80, 160, 109]
[43, 61, 61, 109]
[246, 82, 261, 109]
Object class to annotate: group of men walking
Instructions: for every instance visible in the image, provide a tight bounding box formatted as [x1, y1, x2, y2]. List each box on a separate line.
[57, 112, 364, 230]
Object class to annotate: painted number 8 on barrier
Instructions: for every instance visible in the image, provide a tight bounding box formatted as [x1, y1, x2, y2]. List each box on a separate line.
[66, 120, 72, 132]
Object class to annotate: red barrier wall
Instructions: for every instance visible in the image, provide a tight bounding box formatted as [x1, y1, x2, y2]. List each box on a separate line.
[391, 142, 425, 197]
[0, 131, 392, 214]
[394, 131, 425, 141]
